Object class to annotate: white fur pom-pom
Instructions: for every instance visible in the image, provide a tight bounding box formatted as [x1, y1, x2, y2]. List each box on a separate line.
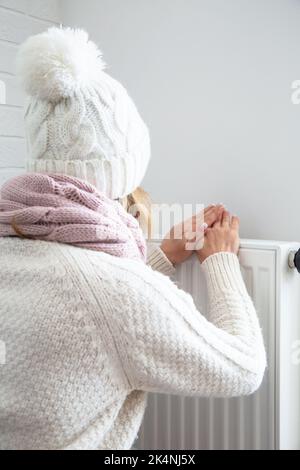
[16, 27, 106, 103]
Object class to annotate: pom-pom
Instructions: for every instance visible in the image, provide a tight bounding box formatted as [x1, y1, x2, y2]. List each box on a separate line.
[16, 27, 106, 103]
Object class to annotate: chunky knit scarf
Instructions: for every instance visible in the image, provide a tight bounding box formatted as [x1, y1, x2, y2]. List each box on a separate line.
[0, 173, 147, 262]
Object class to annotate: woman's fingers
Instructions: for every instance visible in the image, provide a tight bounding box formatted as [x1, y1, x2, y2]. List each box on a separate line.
[191, 204, 225, 234]
[231, 215, 240, 231]
[204, 204, 215, 213]
[216, 205, 225, 222]
[204, 204, 224, 215]
[221, 210, 231, 227]
[203, 204, 224, 227]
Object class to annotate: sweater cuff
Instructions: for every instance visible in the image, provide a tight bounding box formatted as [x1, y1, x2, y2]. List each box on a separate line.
[146, 244, 176, 276]
[201, 252, 247, 295]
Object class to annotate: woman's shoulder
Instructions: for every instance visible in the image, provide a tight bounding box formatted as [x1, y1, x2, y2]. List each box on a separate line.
[80, 245, 195, 309]
[0, 237, 63, 265]
[0, 237, 186, 304]
[83, 245, 173, 288]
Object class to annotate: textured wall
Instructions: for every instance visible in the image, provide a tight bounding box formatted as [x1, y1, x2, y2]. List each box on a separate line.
[0, 0, 62, 186]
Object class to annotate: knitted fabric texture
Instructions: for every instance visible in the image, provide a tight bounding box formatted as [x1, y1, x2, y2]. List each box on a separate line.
[16, 27, 151, 199]
[0, 237, 267, 450]
[0, 173, 146, 262]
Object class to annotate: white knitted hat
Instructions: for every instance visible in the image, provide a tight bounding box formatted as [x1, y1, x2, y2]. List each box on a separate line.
[16, 27, 151, 199]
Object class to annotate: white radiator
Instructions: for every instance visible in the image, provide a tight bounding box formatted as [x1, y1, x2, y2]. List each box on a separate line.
[136, 240, 300, 450]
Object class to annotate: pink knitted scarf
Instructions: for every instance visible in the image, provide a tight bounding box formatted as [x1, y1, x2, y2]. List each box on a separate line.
[0, 173, 147, 262]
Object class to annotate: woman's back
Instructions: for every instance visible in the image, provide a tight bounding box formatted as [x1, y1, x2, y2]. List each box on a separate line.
[0, 237, 146, 450]
[0, 236, 267, 450]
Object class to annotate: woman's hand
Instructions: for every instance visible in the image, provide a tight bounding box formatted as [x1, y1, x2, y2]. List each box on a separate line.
[197, 211, 240, 264]
[160, 204, 225, 266]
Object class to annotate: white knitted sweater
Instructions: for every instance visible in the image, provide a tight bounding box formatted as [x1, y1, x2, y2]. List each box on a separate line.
[0, 238, 266, 450]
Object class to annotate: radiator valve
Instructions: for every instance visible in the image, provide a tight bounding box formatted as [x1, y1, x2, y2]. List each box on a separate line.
[288, 249, 300, 273]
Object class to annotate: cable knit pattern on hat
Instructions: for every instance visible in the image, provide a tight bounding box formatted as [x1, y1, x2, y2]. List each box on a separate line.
[16, 27, 151, 199]
[0, 237, 266, 450]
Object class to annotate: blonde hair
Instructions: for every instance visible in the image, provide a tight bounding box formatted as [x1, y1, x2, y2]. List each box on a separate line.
[121, 187, 152, 239]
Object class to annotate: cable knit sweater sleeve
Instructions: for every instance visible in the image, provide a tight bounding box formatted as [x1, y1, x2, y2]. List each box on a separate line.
[146, 243, 176, 276]
[109, 252, 267, 398]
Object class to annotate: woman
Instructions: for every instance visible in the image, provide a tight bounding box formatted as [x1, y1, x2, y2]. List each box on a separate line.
[0, 28, 266, 450]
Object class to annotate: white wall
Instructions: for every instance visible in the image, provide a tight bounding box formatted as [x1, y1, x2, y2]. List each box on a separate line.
[0, 0, 62, 186]
[62, 0, 300, 242]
